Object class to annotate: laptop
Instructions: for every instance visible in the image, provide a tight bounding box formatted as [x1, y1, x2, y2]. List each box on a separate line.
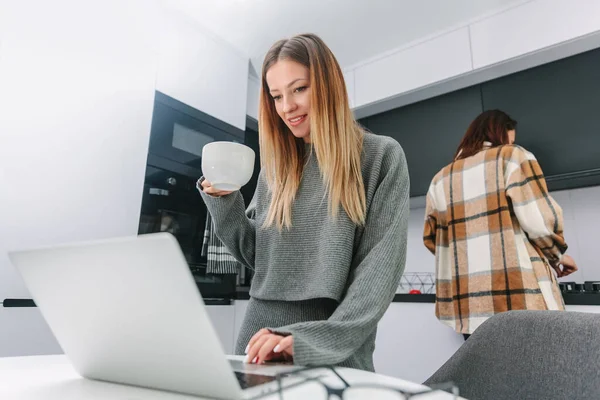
[8, 232, 299, 399]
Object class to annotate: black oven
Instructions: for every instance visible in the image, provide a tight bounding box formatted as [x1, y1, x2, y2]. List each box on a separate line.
[138, 91, 250, 299]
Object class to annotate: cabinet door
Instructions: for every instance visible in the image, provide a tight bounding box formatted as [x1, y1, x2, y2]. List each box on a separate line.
[481, 48, 600, 191]
[374, 303, 462, 383]
[0, 308, 62, 357]
[205, 305, 236, 355]
[233, 300, 250, 351]
[565, 305, 600, 314]
[360, 85, 482, 196]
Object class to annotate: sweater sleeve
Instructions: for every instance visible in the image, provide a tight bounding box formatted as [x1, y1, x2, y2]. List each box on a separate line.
[198, 180, 257, 270]
[423, 187, 437, 255]
[272, 143, 410, 367]
[505, 147, 567, 266]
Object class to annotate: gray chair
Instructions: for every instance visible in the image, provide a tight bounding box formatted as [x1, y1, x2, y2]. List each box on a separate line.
[425, 310, 600, 400]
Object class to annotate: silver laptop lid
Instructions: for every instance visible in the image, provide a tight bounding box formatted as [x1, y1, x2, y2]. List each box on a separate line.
[9, 233, 245, 399]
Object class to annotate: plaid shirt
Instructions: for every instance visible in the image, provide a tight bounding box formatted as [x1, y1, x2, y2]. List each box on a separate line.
[423, 143, 567, 334]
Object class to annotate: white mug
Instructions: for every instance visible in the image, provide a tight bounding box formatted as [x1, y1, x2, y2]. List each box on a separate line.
[201, 141, 255, 191]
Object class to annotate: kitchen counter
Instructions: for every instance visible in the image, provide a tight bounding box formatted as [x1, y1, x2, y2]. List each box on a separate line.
[7, 290, 599, 308]
[235, 287, 600, 306]
[2, 298, 233, 307]
[389, 292, 600, 306]
[232, 290, 600, 306]
[560, 292, 600, 306]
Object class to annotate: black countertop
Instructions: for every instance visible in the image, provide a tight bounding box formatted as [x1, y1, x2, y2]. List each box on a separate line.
[1, 298, 232, 307]
[5, 292, 599, 308]
[390, 292, 600, 306]
[234, 291, 600, 306]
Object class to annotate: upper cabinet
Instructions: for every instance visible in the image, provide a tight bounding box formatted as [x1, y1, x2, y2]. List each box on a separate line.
[361, 46, 600, 197]
[354, 28, 472, 109]
[480, 47, 600, 190]
[361, 85, 483, 197]
[347, 0, 600, 119]
[156, 9, 249, 131]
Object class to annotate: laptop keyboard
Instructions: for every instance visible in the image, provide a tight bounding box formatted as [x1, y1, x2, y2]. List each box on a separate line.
[234, 371, 278, 390]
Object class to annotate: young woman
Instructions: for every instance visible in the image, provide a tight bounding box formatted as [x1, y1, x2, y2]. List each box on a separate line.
[423, 110, 578, 340]
[199, 33, 409, 371]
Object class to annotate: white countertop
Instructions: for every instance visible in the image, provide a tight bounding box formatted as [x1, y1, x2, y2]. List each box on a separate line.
[0, 355, 461, 399]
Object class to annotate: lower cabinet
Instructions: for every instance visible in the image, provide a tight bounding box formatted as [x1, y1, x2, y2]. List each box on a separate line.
[205, 305, 236, 355]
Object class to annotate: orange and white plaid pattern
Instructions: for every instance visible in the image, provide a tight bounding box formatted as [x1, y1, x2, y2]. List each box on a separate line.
[424, 143, 567, 334]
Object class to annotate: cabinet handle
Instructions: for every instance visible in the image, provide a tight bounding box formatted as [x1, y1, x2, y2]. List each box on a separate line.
[2, 299, 37, 307]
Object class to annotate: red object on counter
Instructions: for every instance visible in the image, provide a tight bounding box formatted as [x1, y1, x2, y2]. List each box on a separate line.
[408, 289, 422, 294]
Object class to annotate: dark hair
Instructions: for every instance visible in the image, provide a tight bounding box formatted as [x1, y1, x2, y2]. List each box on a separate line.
[454, 110, 517, 160]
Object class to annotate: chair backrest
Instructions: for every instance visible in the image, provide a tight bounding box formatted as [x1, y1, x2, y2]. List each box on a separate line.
[425, 310, 600, 400]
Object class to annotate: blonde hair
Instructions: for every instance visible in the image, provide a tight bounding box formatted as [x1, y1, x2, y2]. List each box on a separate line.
[259, 33, 366, 230]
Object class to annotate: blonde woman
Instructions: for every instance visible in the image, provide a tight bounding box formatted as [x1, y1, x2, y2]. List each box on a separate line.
[198, 33, 409, 371]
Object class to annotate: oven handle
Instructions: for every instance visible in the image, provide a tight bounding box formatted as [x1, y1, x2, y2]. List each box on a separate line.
[149, 188, 169, 196]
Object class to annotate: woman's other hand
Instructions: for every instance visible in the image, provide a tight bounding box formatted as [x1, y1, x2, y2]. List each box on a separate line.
[554, 254, 578, 278]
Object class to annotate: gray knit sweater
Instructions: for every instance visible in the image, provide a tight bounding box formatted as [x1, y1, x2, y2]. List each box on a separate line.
[200, 132, 409, 368]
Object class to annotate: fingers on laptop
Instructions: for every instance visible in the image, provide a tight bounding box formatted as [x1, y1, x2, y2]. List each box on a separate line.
[257, 335, 282, 364]
[245, 328, 270, 354]
[246, 333, 275, 364]
[245, 331, 296, 364]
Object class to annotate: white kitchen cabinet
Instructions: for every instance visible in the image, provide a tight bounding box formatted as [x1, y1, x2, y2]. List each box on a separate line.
[375, 302, 600, 384]
[374, 303, 462, 383]
[565, 305, 600, 314]
[470, 0, 600, 70]
[204, 305, 236, 355]
[354, 27, 472, 108]
[0, 308, 62, 357]
[233, 300, 250, 352]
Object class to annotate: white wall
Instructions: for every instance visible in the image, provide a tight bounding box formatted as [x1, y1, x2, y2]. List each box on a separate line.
[0, 0, 159, 356]
[406, 186, 600, 282]
[0, 7, 5, 56]
[346, 0, 600, 118]
[551, 186, 600, 282]
[157, 6, 249, 131]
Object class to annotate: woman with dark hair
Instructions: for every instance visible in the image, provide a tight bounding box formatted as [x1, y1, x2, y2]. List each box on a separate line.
[423, 110, 577, 340]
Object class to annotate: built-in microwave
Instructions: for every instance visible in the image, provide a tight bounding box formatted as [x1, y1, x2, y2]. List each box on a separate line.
[148, 91, 245, 168]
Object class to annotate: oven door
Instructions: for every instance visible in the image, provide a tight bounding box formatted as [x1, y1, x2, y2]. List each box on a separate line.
[138, 162, 237, 299]
[138, 164, 205, 266]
